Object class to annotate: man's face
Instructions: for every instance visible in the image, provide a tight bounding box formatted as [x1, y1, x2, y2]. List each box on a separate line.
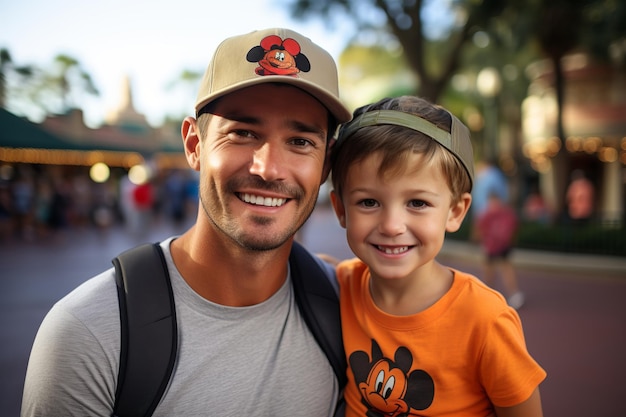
[191, 84, 329, 251]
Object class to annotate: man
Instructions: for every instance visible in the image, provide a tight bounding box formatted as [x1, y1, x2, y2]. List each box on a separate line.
[21, 28, 351, 416]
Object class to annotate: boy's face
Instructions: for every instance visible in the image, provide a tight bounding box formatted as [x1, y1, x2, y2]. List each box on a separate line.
[331, 152, 470, 281]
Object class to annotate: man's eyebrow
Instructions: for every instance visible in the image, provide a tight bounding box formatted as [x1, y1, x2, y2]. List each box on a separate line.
[217, 112, 261, 125]
[288, 120, 326, 141]
[217, 112, 327, 141]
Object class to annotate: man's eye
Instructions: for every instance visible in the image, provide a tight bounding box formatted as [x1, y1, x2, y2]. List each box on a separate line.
[232, 130, 255, 139]
[291, 138, 314, 147]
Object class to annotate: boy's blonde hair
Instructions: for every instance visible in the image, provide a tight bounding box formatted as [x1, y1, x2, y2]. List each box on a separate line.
[331, 96, 473, 205]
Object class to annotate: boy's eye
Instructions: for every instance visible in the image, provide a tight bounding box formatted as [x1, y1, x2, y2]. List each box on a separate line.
[359, 199, 378, 208]
[409, 200, 427, 208]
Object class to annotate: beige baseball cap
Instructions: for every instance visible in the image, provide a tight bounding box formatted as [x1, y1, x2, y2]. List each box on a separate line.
[195, 28, 352, 123]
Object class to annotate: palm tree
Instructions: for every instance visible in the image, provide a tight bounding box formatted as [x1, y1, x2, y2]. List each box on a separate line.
[0, 48, 34, 108]
[44, 54, 99, 113]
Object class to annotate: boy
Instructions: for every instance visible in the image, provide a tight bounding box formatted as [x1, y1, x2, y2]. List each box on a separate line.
[329, 96, 546, 416]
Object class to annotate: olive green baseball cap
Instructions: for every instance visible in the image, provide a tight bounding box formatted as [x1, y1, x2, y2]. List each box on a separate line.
[195, 28, 352, 123]
[337, 109, 475, 186]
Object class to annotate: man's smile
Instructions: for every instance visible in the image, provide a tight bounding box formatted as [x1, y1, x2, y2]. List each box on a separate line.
[238, 192, 288, 207]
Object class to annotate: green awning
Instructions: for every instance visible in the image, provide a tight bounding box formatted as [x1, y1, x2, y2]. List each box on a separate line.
[0, 108, 93, 151]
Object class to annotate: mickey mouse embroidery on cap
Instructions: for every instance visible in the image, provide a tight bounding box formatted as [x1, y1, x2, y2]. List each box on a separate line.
[246, 35, 311, 76]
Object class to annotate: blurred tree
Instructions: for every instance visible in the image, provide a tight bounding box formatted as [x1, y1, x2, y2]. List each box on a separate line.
[165, 69, 203, 119]
[0, 48, 34, 109]
[288, 0, 515, 102]
[37, 54, 100, 114]
[4, 54, 100, 119]
[532, 0, 626, 143]
[287, 0, 626, 215]
[287, 0, 626, 123]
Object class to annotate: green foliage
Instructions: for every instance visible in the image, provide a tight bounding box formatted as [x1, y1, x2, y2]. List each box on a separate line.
[286, 0, 626, 102]
[0, 48, 35, 109]
[1, 49, 99, 118]
[448, 218, 626, 257]
[582, 0, 626, 60]
[515, 221, 626, 257]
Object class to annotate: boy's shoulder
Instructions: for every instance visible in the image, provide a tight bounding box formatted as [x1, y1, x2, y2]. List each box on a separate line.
[450, 268, 512, 313]
[336, 257, 368, 277]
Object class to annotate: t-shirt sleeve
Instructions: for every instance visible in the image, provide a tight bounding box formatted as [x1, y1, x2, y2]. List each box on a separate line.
[21, 279, 119, 417]
[479, 308, 547, 407]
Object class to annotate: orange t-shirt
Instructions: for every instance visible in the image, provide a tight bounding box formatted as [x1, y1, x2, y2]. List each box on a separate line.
[337, 258, 546, 417]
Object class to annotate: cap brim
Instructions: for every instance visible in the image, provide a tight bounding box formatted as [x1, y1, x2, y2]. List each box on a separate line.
[196, 76, 352, 124]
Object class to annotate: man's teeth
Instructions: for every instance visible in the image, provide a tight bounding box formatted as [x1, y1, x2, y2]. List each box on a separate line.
[241, 193, 286, 207]
[377, 246, 409, 254]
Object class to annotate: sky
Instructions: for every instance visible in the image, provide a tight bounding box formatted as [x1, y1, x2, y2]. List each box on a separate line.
[0, 0, 352, 128]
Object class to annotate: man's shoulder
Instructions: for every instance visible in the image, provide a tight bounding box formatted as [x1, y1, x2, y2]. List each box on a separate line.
[54, 268, 118, 321]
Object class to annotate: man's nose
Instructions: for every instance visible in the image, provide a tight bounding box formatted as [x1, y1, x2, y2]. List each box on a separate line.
[249, 142, 286, 181]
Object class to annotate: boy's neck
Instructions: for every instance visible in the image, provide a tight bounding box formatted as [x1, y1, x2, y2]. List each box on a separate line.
[369, 262, 454, 316]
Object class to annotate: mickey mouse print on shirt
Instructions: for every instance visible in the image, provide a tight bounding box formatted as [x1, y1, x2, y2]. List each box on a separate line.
[349, 339, 435, 417]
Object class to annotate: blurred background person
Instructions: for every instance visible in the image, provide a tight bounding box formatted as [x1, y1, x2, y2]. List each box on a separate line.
[566, 169, 594, 225]
[522, 184, 551, 225]
[476, 191, 525, 310]
[470, 158, 509, 241]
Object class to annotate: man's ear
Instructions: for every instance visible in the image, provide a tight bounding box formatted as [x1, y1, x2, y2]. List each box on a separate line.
[181, 116, 201, 171]
[330, 189, 347, 229]
[446, 192, 472, 233]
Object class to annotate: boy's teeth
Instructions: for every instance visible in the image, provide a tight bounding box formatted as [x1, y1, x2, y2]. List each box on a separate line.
[241, 193, 286, 207]
[378, 246, 409, 254]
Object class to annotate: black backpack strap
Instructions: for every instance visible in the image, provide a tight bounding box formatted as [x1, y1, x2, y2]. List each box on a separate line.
[289, 241, 347, 389]
[112, 243, 178, 417]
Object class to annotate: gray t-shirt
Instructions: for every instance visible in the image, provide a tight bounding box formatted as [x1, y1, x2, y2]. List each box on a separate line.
[21, 238, 339, 416]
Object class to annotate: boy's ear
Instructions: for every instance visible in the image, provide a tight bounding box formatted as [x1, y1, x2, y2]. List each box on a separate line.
[330, 190, 347, 229]
[446, 192, 472, 233]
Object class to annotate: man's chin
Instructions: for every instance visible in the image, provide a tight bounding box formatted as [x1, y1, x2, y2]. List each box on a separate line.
[235, 229, 296, 252]
[239, 238, 291, 252]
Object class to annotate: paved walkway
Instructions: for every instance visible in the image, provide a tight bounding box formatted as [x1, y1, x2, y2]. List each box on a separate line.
[2, 205, 625, 416]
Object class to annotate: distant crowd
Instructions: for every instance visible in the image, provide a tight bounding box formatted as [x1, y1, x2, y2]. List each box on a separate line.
[0, 164, 199, 243]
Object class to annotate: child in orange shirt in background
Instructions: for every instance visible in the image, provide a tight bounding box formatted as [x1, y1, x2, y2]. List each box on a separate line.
[329, 96, 546, 416]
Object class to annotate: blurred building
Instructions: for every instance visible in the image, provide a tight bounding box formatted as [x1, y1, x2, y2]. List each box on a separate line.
[0, 76, 185, 171]
[521, 52, 626, 225]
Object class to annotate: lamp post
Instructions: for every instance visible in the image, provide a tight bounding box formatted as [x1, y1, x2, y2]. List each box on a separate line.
[476, 67, 502, 160]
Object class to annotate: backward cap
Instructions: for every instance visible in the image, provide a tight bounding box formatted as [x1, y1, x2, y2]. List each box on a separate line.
[195, 28, 352, 123]
[337, 109, 474, 187]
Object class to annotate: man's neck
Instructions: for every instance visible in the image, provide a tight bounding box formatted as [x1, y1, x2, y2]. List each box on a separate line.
[170, 225, 292, 307]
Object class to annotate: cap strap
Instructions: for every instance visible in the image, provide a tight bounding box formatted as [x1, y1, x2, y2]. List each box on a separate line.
[337, 109, 474, 185]
[338, 110, 451, 148]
